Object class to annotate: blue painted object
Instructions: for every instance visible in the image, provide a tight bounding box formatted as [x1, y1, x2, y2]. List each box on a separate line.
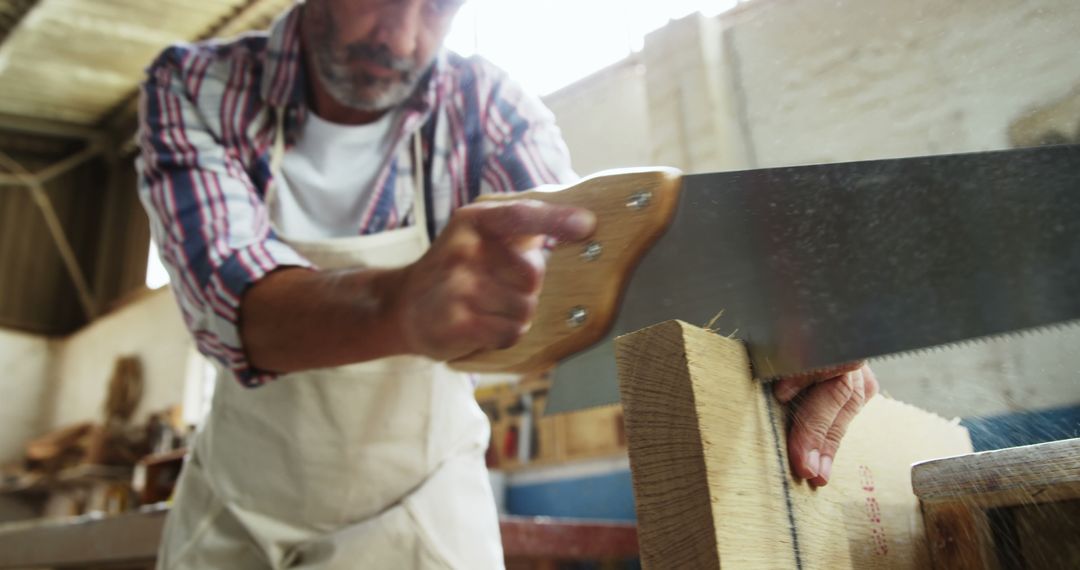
[506, 465, 636, 521]
[961, 404, 1080, 452]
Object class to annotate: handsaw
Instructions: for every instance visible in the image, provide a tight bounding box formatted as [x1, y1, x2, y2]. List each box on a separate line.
[452, 144, 1080, 414]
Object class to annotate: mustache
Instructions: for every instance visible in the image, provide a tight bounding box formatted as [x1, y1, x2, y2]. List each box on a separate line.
[343, 43, 416, 73]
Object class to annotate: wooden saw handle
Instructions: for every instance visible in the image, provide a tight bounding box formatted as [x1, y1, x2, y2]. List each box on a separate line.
[451, 168, 683, 373]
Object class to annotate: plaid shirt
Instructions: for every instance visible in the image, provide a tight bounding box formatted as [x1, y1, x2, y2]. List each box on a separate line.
[137, 5, 576, 386]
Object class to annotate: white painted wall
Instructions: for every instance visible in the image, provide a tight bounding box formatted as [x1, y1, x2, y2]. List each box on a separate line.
[0, 329, 54, 462]
[725, 0, 1080, 418]
[544, 0, 1080, 419]
[47, 289, 192, 430]
[0, 294, 191, 521]
[543, 57, 653, 176]
[730, 0, 1080, 167]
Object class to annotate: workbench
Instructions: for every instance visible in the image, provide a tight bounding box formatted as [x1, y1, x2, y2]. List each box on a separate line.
[0, 504, 638, 569]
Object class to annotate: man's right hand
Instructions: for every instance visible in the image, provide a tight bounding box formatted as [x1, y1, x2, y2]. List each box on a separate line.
[241, 200, 594, 374]
[391, 200, 596, 361]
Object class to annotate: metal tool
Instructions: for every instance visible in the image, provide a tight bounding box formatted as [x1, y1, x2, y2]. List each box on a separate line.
[454, 145, 1080, 414]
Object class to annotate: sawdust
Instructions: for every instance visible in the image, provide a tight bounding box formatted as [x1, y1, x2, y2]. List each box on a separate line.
[704, 309, 740, 338]
[704, 310, 725, 333]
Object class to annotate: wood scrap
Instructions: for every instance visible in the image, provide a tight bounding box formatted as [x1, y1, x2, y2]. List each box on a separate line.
[103, 355, 143, 428]
[25, 422, 94, 465]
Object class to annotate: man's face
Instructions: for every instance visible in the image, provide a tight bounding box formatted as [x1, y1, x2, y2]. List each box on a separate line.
[302, 0, 465, 112]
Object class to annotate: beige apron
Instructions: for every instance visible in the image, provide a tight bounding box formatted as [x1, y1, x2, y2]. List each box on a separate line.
[158, 114, 502, 570]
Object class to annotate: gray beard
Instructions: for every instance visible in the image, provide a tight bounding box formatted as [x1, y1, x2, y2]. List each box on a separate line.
[314, 53, 431, 112]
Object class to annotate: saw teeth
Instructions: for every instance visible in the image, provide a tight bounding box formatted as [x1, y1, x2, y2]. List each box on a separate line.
[870, 320, 1080, 364]
[757, 319, 1080, 381]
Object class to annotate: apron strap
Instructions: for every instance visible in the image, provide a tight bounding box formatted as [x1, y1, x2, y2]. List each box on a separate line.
[411, 132, 429, 245]
[266, 108, 288, 213]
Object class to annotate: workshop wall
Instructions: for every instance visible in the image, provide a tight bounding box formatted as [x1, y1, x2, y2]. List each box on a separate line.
[544, 0, 1080, 421]
[727, 0, 1080, 419]
[0, 329, 54, 462]
[46, 289, 191, 431]
[730, 0, 1080, 167]
[543, 57, 652, 176]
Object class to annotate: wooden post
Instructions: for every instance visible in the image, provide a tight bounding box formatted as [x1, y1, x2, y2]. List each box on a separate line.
[615, 320, 972, 569]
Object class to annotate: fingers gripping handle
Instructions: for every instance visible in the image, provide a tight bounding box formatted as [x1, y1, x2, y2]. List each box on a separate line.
[451, 168, 683, 373]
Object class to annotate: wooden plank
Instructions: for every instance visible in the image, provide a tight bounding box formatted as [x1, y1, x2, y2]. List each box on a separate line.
[0, 112, 104, 141]
[912, 438, 1080, 509]
[912, 438, 1080, 569]
[615, 320, 972, 569]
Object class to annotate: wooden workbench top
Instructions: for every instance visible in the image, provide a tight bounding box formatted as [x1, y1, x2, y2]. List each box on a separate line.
[0, 504, 638, 568]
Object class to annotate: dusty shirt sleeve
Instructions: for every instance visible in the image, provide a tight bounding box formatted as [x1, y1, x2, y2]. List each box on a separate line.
[136, 46, 311, 387]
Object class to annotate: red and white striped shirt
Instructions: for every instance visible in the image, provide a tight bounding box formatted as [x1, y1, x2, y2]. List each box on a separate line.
[137, 5, 576, 386]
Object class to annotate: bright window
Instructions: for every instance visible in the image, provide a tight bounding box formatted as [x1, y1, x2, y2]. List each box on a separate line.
[445, 1, 741, 95]
[146, 240, 170, 289]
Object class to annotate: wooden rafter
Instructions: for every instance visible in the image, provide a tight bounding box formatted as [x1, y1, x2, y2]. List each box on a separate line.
[0, 111, 105, 141]
[0, 146, 102, 321]
[102, 0, 291, 135]
[0, 0, 39, 48]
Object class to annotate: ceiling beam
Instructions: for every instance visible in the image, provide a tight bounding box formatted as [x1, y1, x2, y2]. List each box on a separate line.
[0, 0, 39, 47]
[0, 148, 100, 321]
[0, 111, 107, 142]
[0, 139, 104, 186]
[101, 0, 289, 138]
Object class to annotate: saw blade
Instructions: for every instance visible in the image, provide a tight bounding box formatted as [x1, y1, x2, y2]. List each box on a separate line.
[547, 144, 1080, 414]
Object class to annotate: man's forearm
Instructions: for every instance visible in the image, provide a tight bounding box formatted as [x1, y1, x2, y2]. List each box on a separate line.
[239, 266, 411, 374]
[238, 201, 596, 376]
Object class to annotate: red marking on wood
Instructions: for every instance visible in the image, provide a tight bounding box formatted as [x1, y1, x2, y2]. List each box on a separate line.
[859, 465, 890, 556]
[859, 464, 876, 492]
[865, 497, 882, 523]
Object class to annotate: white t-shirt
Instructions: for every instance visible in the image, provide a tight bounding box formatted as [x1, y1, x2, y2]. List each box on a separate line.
[274, 109, 402, 240]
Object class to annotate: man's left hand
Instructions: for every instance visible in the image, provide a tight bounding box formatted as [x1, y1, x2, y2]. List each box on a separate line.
[773, 363, 880, 487]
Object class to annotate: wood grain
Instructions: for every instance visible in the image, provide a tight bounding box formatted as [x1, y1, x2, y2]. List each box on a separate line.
[919, 501, 997, 570]
[912, 438, 1080, 509]
[615, 320, 972, 569]
[913, 438, 1080, 569]
[452, 168, 682, 373]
